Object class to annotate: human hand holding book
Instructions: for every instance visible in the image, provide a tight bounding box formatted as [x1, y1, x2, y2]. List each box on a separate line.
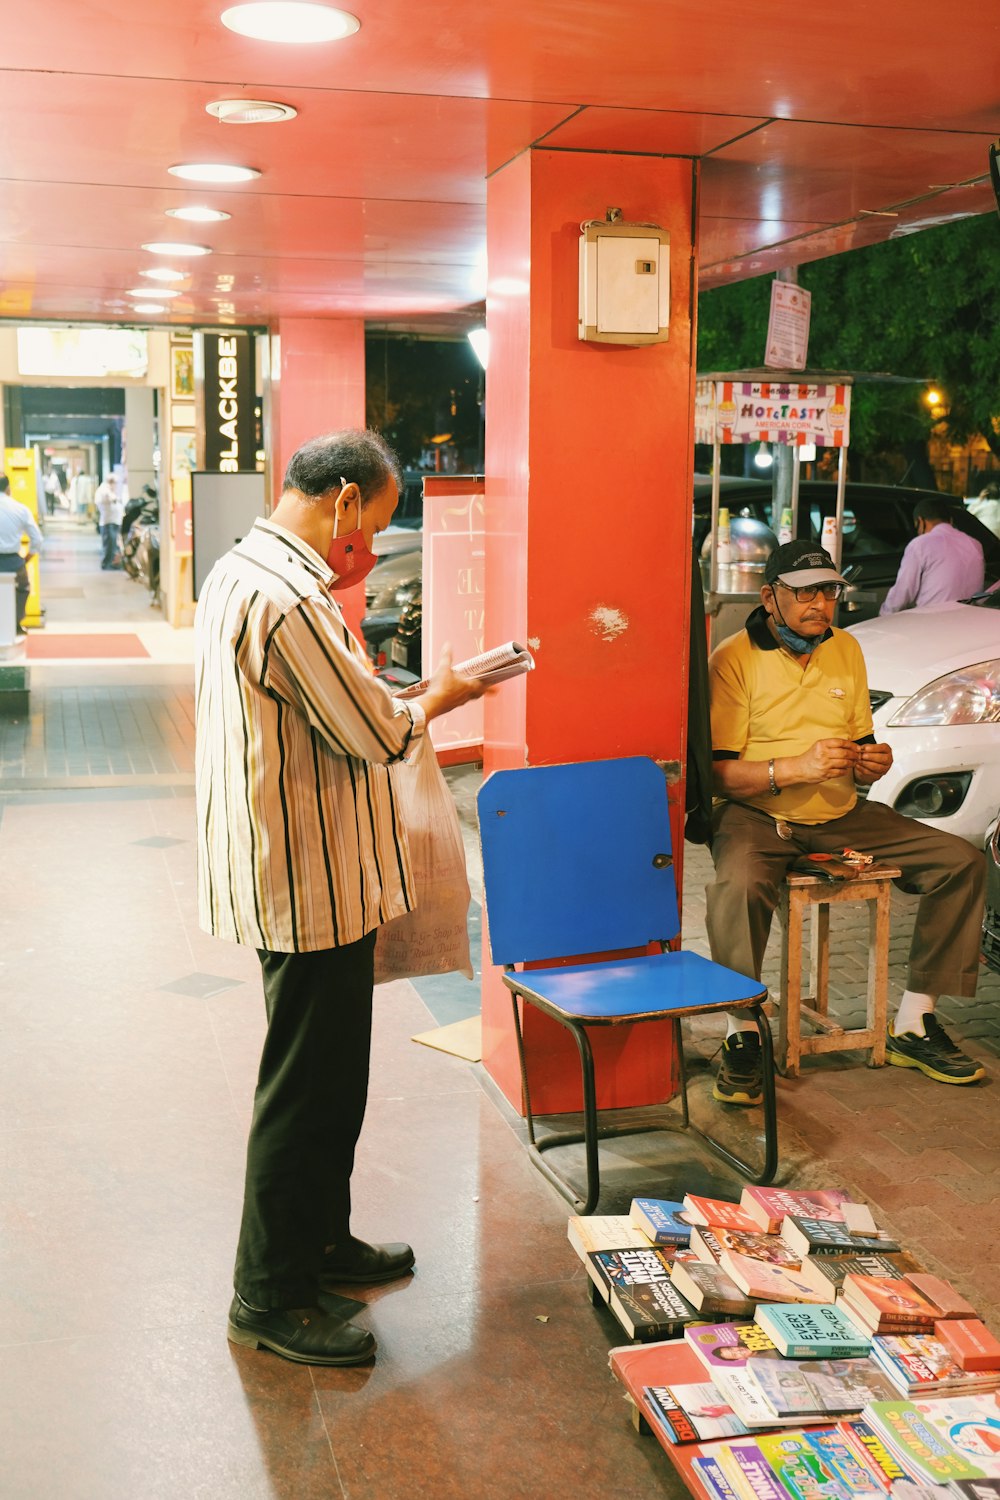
[397, 640, 535, 711]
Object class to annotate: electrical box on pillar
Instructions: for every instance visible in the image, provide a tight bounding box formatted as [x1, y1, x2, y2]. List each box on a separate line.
[578, 207, 670, 345]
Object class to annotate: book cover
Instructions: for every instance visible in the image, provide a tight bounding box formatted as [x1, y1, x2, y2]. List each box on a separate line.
[721, 1253, 832, 1305]
[587, 1244, 684, 1305]
[713, 1365, 810, 1429]
[795, 1252, 905, 1299]
[692, 1455, 744, 1500]
[747, 1356, 899, 1418]
[629, 1197, 693, 1246]
[908, 1394, 1000, 1475]
[951, 1482, 1000, 1500]
[836, 1416, 909, 1488]
[683, 1194, 761, 1234]
[609, 1273, 698, 1341]
[781, 1216, 900, 1259]
[754, 1303, 873, 1359]
[754, 1427, 886, 1500]
[842, 1276, 938, 1331]
[696, 1226, 802, 1269]
[905, 1275, 977, 1321]
[936, 1322, 1000, 1374]
[670, 1258, 756, 1318]
[567, 1213, 650, 1260]
[871, 1334, 1000, 1395]
[740, 1187, 850, 1235]
[861, 1400, 991, 1484]
[643, 1380, 749, 1443]
[686, 1321, 778, 1372]
[717, 1438, 799, 1500]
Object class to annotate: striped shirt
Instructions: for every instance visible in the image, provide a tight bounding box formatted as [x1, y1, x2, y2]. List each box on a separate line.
[195, 518, 425, 953]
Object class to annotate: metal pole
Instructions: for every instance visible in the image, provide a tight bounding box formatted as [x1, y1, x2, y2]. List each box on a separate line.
[833, 445, 848, 570]
[790, 443, 801, 541]
[709, 440, 721, 594]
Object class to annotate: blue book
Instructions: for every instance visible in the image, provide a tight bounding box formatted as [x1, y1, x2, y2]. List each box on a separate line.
[754, 1302, 873, 1358]
[629, 1197, 692, 1245]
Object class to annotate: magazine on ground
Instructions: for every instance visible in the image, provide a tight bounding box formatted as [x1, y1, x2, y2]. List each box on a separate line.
[393, 641, 535, 696]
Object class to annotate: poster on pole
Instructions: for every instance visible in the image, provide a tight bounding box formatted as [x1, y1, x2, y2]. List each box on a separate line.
[695, 377, 850, 447]
[765, 281, 811, 370]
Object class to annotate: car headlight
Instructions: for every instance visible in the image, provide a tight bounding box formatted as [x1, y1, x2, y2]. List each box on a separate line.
[888, 659, 1000, 727]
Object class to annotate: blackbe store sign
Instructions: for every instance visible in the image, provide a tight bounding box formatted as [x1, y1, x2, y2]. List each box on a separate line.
[198, 331, 255, 471]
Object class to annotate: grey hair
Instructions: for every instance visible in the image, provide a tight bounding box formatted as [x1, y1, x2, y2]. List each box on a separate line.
[282, 429, 402, 506]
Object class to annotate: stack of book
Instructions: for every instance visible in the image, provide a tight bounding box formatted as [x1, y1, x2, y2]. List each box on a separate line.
[585, 1183, 1000, 1500]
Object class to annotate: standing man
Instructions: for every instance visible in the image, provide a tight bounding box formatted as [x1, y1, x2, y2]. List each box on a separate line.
[706, 541, 986, 1107]
[196, 429, 487, 1369]
[94, 472, 123, 569]
[880, 496, 984, 614]
[0, 475, 42, 638]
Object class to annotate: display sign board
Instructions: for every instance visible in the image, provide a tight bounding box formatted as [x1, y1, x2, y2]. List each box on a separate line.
[765, 281, 811, 370]
[422, 476, 486, 754]
[198, 332, 256, 472]
[695, 378, 851, 447]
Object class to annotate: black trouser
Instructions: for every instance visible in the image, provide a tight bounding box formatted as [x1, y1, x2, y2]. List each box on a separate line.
[234, 932, 377, 1309]
[0, 553, 29, 634]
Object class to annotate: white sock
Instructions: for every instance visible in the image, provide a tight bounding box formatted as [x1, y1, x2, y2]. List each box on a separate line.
[726, 1014, 759, 1039]
[892, 991, 936, 1037]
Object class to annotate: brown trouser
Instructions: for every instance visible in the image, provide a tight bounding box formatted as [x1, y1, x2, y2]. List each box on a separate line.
[706, 799, 985, 998]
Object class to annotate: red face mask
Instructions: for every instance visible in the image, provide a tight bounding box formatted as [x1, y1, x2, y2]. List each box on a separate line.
[326, 477, 378, 591]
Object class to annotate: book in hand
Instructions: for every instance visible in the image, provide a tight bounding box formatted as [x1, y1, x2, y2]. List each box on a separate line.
[642, 1381, 749, 1443]
[692, 1224, 802, 1269]
[841, 1275, 939, 1333]
[745, 1355, 899, 1418]
[629, 1197, 693, 1246]
[794, 1250, 907, 1300]
[740, 1186, 850, 1235]
[861, 1397, 1000, 1484]
[682, 1194, 760, 1234]
[754, 1302, 873, 1359]
[720, 1252, 832, 1305]
[670, 1258, 755, 1318]
[935, 1321, 1000, 1374]
[871, 1333, 1000, 1396]
[781, 1214, 900, 1259]
[393, 640, 534, 697]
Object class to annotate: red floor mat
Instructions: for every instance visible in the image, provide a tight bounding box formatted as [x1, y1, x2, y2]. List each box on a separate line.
[25, 633, 150, 659]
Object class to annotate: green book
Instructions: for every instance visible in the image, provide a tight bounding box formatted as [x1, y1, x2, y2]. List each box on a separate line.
[754, 1301, 873, 1358]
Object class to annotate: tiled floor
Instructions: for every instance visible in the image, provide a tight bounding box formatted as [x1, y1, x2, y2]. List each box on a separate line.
[3, 518, 999, 1498]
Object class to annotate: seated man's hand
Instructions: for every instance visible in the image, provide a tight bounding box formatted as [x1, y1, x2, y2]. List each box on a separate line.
[854, 741, 893, 784]
[796, 737, 861, 784]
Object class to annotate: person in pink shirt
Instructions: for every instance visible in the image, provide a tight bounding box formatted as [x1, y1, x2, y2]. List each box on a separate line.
[880, 496, 984, 614]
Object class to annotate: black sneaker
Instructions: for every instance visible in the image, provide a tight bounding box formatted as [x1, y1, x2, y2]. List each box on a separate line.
[713, 1031, 763, 1106]
[886, 1014, 986, 1085]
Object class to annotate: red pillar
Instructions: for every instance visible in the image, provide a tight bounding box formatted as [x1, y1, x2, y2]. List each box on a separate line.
[481, 149, 698, 1111]
[269, 318, 368, 635]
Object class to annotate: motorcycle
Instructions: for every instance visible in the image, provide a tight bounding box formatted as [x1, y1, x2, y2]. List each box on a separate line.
[121, 487, 159, 581]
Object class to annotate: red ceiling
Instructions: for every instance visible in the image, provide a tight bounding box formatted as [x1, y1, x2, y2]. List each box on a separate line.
[0, 0, 997, 329]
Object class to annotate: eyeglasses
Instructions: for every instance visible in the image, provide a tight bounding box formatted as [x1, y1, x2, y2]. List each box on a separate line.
[776, 581, 844, 603]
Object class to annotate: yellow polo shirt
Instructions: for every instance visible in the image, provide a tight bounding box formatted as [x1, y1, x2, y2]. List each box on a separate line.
[708, 606, 874, 825]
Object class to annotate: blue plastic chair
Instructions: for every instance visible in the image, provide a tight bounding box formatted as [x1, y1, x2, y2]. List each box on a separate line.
[478, 756, 777, 1213]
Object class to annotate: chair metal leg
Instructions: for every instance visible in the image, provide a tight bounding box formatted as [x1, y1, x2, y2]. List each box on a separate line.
[683, 1002, 779, 1185]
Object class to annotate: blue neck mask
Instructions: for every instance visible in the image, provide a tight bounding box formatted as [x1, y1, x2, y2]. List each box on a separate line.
[775, 621, 822, 655]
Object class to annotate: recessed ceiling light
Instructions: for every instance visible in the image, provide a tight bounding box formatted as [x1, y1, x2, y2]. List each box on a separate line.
[206, 98, 297, 125]
[221, 3, 360, 43]
[142, 242, 212, 257]
[129, 287, 181, 298]
[166, 206, 232, 223]
[140, 267, 186, 282]
[168, 163, 260, 184]
[131, 303, 168, 315]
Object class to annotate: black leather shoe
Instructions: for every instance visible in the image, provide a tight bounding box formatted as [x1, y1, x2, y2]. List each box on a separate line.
[227, 1295, 376, 1366]
[319, 1236, 415, 1288]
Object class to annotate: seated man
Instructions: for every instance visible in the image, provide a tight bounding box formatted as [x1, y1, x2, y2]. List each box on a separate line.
[706, 539, 986, 1105]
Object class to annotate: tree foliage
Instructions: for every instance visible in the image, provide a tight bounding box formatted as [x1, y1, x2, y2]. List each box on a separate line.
[697, 214, 1000, 460]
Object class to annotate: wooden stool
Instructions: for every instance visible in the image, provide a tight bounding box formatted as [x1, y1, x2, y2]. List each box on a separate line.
[777, 864, 901, 1076]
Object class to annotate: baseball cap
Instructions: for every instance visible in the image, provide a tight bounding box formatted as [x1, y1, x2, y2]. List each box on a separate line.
[764, 539, 846, 588]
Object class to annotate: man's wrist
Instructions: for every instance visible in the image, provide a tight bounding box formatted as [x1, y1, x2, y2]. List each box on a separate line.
[767, 758, 781, 796]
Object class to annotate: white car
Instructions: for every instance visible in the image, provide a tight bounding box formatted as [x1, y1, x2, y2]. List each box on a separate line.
[847, 594, 1000, 849]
